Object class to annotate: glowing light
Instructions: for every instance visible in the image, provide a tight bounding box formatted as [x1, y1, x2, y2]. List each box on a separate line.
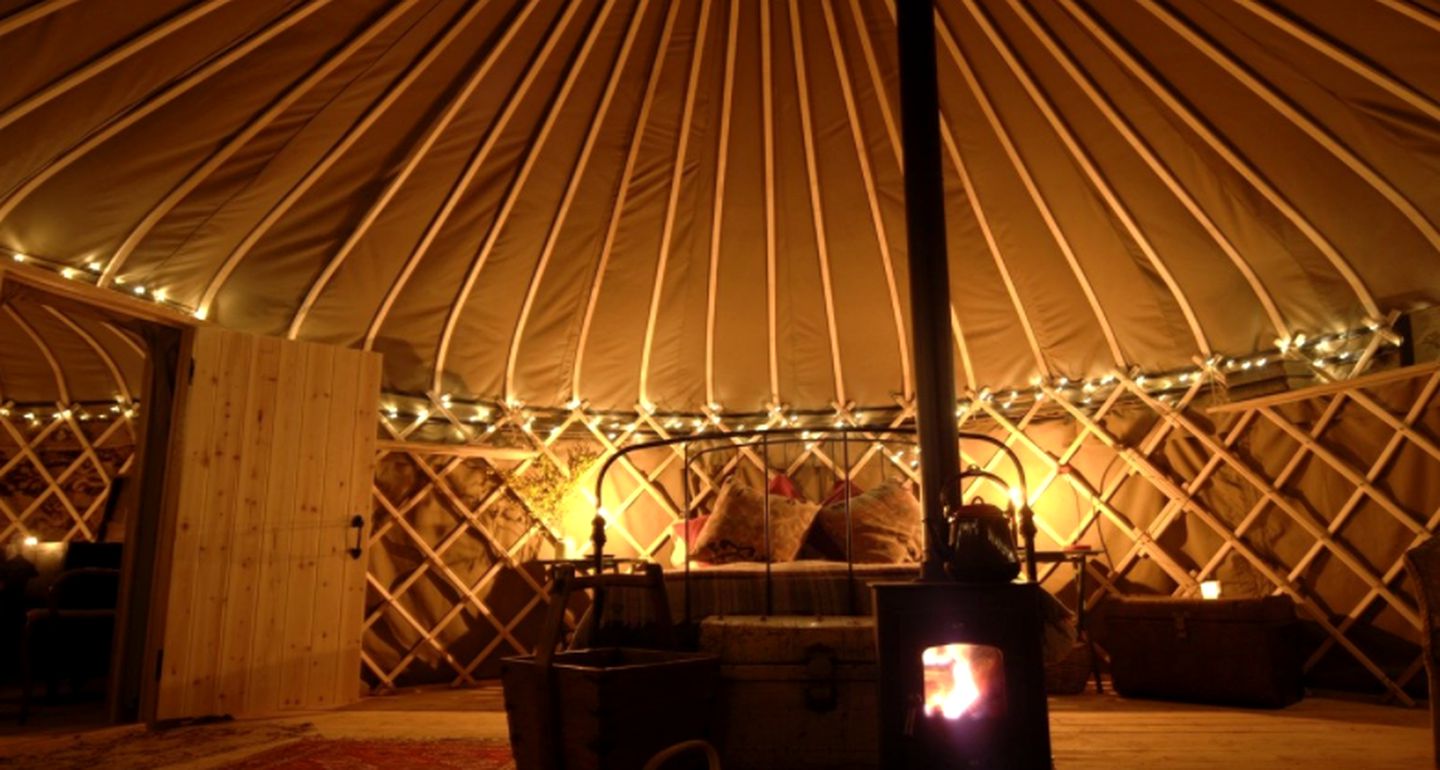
[86, 261, 103, 272]
[12, 252, 26, 263]
[133, 285, 146, 296]
[1008, 487, 1024, 508]
[1200, 580, 1222, 600]
[23, 535, 39, 547]
[152, 288, 168, 303]
[60, 267, 77, 279]
[192, 307, 208, 320]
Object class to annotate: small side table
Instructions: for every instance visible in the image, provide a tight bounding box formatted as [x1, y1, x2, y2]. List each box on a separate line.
[1029, 547, 1103, 693]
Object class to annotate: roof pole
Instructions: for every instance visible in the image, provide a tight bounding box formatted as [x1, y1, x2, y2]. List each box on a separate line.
[897, 0, 960, 581]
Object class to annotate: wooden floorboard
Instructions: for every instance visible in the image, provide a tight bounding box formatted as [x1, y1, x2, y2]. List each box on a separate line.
[0, 686, 1428, 768]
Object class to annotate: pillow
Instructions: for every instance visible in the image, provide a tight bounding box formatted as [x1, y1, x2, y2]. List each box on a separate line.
[767, 473, 804, 501]
[819, 478, 863, 508]
[809, 479, 923, 563]
[692, 482, 821, 564]
[670, 515, 712, 567]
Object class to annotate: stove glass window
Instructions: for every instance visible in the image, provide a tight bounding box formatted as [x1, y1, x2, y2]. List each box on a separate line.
[921, 643, 1007, 720]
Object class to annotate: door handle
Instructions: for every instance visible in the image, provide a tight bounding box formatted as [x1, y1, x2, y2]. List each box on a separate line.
[348, 515, 365, 560]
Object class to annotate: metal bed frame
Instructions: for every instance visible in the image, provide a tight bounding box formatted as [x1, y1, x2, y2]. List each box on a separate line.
[588, 427, 1039, 630]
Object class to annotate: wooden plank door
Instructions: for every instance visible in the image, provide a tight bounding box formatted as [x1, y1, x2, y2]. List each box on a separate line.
[150, 326, 381, 720]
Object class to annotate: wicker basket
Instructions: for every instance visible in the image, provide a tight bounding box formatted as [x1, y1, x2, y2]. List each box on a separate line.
[1044, 641, 1094, 695]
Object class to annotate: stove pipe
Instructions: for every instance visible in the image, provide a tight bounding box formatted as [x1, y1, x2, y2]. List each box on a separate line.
[897, 0, 961, 582]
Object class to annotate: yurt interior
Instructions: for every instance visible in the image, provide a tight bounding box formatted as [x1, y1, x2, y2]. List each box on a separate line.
[2, 1, 1440, 768]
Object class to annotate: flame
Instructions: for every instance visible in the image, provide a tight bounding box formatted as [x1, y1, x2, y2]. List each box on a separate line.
[922, 644, 1001, 720]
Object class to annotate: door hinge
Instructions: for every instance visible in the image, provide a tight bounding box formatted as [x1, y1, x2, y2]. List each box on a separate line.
[155, 648, 164, 682]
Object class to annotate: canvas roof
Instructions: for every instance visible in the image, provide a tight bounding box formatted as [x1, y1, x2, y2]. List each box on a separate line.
[1, 0, 1437, 412]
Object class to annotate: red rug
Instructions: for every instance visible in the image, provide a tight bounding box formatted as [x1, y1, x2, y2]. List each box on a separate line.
[220, 738, 515, 769]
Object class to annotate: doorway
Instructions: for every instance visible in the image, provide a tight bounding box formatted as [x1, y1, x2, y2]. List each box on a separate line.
[0, 272, 182, 732]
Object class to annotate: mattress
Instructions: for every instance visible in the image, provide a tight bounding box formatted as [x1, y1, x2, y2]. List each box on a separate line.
[577, 560, 1075, 663]
[585, 560, 919, 629]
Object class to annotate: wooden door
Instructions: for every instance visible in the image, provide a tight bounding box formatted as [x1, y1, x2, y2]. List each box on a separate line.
[150, 326, 381, 719]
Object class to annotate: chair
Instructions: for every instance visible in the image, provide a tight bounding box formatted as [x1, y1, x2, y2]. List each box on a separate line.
[18, 567, 120, 724]
[1404, 537, 1440, 767]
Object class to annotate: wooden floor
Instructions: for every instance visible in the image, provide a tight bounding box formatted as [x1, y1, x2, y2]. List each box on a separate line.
[0, 686, 1429, 769]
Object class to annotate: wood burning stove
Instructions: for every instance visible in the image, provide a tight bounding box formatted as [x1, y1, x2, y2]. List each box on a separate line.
[872, 440, 1053, 769]
[886, 0, 1053, 764]
[874, 582, 1052, 769]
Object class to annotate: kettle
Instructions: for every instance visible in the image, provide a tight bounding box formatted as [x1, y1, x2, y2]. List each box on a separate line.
[938, 475, 1021, 583]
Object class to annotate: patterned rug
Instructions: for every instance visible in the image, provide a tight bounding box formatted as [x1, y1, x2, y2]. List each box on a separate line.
[219, 739, 515, 769]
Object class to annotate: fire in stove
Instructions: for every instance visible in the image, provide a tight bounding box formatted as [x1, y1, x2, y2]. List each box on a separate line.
[874, 583, 1051, 768]
[921, 643, 1006, 720]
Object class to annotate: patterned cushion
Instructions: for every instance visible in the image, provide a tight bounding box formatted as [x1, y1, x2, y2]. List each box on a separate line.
[692, 482, 821, 564]
[670, 514, 713, 567]
[810, 480, 923, 563]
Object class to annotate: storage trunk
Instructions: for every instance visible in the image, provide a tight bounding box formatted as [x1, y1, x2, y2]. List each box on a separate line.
[1102, 596, 1302, 707]
[699, 616, 878, 770]
[500, 647, 719, 770]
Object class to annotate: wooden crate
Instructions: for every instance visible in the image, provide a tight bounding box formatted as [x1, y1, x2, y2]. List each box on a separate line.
[1101, 597, 1302, 708]
[699, 616, 878, 770]
[501, 647, 719, 770]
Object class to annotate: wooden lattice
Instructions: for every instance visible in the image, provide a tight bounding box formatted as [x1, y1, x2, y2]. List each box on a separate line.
[361, 362, 1440, 702]
[0, 404, 138, 544]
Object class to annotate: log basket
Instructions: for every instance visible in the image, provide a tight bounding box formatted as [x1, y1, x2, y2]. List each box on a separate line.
[501, 562, 720, 770]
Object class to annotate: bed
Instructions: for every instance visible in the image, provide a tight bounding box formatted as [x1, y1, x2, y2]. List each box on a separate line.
[579, 427, 1072, 660]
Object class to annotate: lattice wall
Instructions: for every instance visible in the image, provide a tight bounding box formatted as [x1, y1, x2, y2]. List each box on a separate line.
[0, 406, 137, 544]
[361, 364, 1440, 702]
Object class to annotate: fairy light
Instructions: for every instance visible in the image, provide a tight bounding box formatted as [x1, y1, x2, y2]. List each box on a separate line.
[152, 288, 168, 303]
[60, 267, 78, 280]
[192, 307, 208, 320]
[12, 252, 26, 263]
[133, 285, 146, 296]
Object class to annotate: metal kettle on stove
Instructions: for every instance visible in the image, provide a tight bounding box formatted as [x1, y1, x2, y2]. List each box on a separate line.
[937, 469, 1021, 583]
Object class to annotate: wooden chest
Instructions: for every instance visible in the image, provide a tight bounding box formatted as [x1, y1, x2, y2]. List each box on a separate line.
[1102, 596, 1302, 708]
[699, 616, 878, 770]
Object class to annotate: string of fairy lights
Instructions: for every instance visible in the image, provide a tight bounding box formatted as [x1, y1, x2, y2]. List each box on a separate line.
[8, 249, 207, 319]
[0, 400, 140, 426]
[3, 246, 1405, 438]
[386, 323, 1403, 442]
